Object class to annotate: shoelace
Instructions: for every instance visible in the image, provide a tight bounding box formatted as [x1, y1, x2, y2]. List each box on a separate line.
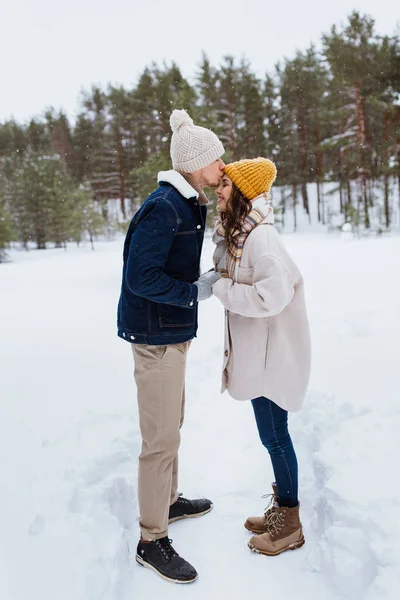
[155, 537, 178, 562]
[261, 492, 275, 514]
[175, 494, 191, 506]
[265, 508, 286, 536]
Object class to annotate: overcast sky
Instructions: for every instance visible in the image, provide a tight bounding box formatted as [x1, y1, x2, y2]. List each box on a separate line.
[0, 0, 398, 123]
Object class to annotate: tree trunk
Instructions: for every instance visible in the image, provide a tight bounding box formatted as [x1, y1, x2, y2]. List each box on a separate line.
[357, 181, 362, 235]
[362, 174, 370, 229]
[101, 201, 108, 221]
[338, 151, 344, 215]
[297, 97, 310, 220]
[384, 176, 390, 229]
[292, 184, 297, 233]
[383, 109, 390, 229]
[229, 106, 235, 160]
[398, 174, 400, 228]
[339, 181, 344, 215]
[315, 108, 323, 223]
[321, 183, 325, 225]
[301, 183, 311, 224]
[36, 226, 46, 250]
[355, 81, 370, 229]
[346, 179, 352, 216]
[368, 177, 374, 208]
[115, 129, 126, 219]
[280, 186, 286, 228]
[396, 108, 400, 227]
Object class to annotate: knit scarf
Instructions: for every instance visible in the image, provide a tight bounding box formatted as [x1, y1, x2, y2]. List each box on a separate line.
[216, 207, 264, 279]
[213, 194, 274, 281]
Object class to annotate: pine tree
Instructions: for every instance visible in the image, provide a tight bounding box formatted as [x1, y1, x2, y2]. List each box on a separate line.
[46, 163, 79, 248]
[69, 185, 106, 250]
[264, 74, 281, 160]
[322, 12, 390, 228]
[0, 199, 13, 261]
[237, 60, 265, 158]
[130, 63, 197, 204]
[27, 118, 49, 153]
[214, 56, 242, 161]
[75, 87, 114, 213]
[108, 85, 136, 218]
[5, 152, 81, 249]
[0, 121, 28, 157]
[45, 109, 73, 167]
[196, 53, 219, 130]
[278, 47, 329, 223]
[1, 12, 400, 241]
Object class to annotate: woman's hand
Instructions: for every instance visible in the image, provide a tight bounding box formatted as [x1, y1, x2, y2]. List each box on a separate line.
[212, 255, 295, 318]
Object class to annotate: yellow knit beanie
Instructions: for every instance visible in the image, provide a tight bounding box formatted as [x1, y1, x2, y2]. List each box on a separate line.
[224, 157, 277, 200]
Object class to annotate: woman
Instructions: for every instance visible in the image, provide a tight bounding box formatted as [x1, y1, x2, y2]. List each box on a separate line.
[212, 157, 311, 556]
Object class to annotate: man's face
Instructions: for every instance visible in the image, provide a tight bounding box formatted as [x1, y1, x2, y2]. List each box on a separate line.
[197, 158, 226, 188]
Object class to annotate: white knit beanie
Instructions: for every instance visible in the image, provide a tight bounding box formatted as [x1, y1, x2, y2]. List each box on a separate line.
[170, 109, 225, 173]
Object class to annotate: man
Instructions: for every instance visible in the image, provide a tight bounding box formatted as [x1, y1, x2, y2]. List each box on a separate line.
[117, 109, 225, 583]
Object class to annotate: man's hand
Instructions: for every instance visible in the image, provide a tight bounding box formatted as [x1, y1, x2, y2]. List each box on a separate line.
[194, 271, 221, 301]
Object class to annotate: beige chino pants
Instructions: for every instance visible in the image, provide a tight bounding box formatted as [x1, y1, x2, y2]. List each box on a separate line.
[131, 341, 190, 541]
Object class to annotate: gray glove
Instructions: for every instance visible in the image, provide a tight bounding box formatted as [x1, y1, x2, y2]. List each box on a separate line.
[194, 270, 221, 301]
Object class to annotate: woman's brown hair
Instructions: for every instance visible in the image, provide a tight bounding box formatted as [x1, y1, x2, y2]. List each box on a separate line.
[221, 183, 252, 246]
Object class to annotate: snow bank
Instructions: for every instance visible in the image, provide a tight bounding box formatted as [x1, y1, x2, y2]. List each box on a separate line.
[0, 243, 140, 599]
[1, 231, 399, 599]
[286, 234, 400, 599]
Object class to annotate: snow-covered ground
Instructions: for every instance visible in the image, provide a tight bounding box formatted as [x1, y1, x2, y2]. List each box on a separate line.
[1, 229, 400, 600]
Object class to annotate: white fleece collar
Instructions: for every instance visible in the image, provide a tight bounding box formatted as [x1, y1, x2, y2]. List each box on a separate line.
[157, 170, 199, 200]
[252, 193, 269, 211]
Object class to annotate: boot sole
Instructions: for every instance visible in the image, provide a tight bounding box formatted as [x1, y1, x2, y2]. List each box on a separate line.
[248, 535, 305, 556]
[168, 505, 213, 524]
[135, 555, 198, 584]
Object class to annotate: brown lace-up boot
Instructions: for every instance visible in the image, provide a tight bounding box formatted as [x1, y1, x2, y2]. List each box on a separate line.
[248, 503, 304, 556]
[244, 482, 278, 534]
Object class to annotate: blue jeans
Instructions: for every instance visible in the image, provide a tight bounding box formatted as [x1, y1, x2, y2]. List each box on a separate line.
[251, 396, 298, 508]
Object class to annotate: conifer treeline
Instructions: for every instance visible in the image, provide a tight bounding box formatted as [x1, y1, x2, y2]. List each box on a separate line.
[1, 12, 399, 257]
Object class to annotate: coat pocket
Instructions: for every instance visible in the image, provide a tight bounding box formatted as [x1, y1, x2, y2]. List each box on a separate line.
[158, 304, 196, 328]
[264, 319, 270, 368]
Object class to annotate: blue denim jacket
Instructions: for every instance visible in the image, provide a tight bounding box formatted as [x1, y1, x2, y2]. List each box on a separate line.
[117, 171, 207, 345]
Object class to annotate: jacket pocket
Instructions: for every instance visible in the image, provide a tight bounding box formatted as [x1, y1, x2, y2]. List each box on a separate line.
[158, 304, 196, 328]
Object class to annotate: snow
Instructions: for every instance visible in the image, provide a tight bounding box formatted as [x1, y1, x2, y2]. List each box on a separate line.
[1, 227, 400, 599]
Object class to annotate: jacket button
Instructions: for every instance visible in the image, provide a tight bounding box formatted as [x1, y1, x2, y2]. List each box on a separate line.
[196, 225, 201, 229]
[130, 335, 135, 340]
[224, 350, 229, 357]
[189, 300, 194, 306]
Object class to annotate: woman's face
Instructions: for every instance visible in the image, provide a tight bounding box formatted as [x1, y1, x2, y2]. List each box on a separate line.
[216, 174, 233, 213]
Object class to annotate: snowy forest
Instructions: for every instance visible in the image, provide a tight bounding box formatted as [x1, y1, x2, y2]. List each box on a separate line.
[1, 11, 400, 260]
[2, 7, 400, 600]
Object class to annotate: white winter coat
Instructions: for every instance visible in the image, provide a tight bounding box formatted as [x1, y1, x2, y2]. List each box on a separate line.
[212, 218, 311, 412]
